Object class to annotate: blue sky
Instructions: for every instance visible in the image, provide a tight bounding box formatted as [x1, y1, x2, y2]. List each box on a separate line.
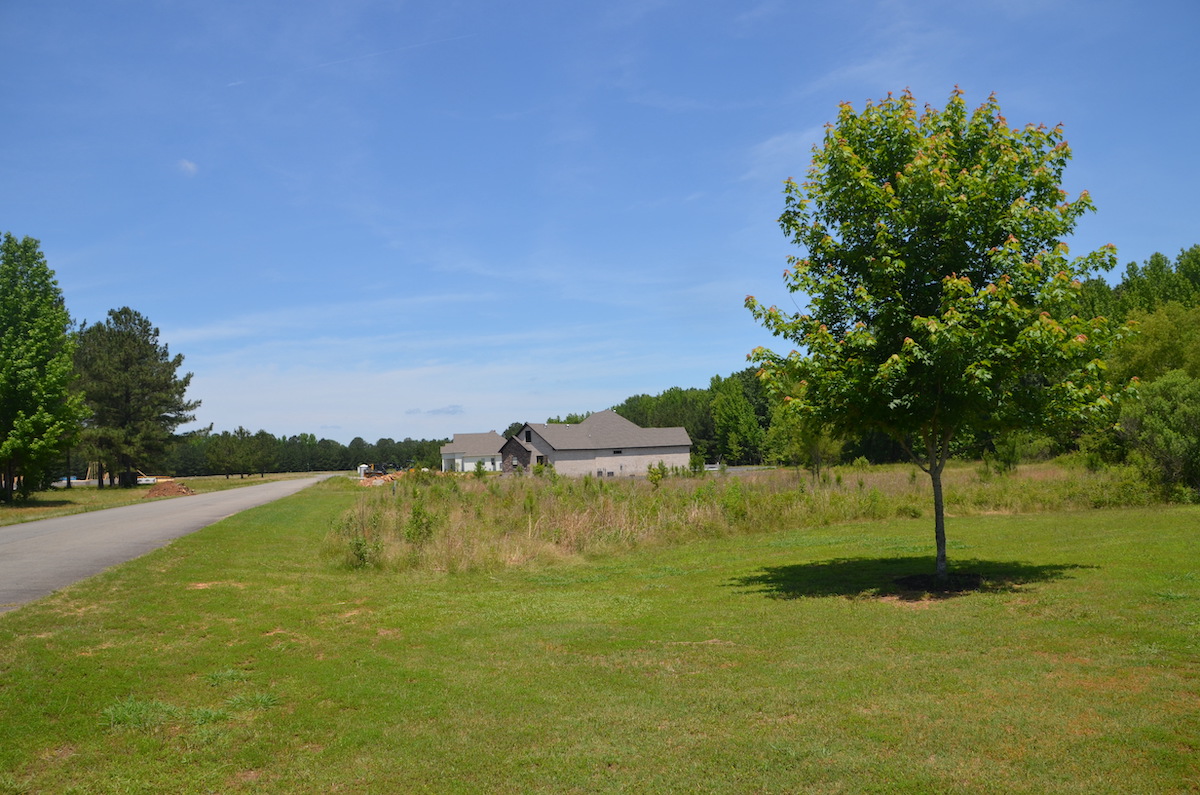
[2, 0, 1197, 444]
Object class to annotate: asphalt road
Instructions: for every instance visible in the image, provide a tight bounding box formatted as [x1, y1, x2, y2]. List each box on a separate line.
[0, 476, 330, 614]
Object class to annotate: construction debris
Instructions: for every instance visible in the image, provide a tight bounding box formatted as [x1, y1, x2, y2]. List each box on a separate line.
[358, 468, 435, 486]
[144, 481, 196, 498]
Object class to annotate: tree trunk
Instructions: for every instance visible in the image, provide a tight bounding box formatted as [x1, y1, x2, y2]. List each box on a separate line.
[930, 463, 948, 582]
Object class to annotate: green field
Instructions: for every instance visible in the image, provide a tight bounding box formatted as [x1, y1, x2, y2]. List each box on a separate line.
[1, 473, 1197, 793]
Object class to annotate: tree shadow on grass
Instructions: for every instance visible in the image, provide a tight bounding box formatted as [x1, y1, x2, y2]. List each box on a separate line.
[729, 556, 1095, 602]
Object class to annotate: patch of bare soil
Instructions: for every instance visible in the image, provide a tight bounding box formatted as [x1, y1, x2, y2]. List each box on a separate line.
[894, 572, 983, 593]
[144, 481, 196, 498]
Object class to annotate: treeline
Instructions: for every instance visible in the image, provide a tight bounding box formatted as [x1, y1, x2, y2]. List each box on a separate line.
[129, 431, 445, 479]
[607, 368, 900, 468]
[1073, 245, 1200, 495]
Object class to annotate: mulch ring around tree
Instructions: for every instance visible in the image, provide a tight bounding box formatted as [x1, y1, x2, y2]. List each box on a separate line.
[143, 481, 196, 498]
[894, 572, 984, 594]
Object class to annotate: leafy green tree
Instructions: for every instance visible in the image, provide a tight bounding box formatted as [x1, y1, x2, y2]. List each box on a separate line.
[1084, 245, 1200, 324]
[1109, 303, 1200, 384]
[765, 397, 842, 477]
[1177, 245, 1200, 293]
[729, 367, 772, 430]
[74, 307, 200, 486]
[0, 233, 86, 500]
[399, 437, 445, 469]
[1114, 250, 1199, 316]
[747, 89, 1126, 581]
[1120, 370, 1200, 497]
[710, 374, 764, 465]
[609, 395, 654, 428]
[613, 386, 716, 462]
[547, 412, 592, 424]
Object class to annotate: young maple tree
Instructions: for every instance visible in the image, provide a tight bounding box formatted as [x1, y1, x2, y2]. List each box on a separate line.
[746, 89, 1128, 583]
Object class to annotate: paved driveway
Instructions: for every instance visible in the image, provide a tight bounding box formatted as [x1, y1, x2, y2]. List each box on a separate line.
[0, 476, 331, 614]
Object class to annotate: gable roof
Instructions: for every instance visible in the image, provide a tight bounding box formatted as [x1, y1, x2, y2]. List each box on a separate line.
[440, 431, 503, 457]
[524, 409, 690, 451]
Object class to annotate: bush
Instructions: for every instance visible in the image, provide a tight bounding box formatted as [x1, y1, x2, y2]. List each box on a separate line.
[647, 460, 668, 489]
[405, 492, 437, 545]
[1121, 370, 1200, 497]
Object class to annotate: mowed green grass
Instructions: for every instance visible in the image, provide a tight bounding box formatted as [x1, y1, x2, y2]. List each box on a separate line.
[1, 479, 1197, 793]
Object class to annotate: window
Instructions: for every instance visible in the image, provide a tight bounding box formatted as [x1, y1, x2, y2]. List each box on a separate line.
[524, 430, 531, 442]
[536, 455, 545, 465]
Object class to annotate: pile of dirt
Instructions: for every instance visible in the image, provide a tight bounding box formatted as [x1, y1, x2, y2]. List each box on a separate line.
[144, 481, 196, 498]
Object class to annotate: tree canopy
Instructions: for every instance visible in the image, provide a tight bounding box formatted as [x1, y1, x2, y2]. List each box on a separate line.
[74, 307, 200, 486]
[0, 233, 85, 501]
[747, 89, 1127, 581]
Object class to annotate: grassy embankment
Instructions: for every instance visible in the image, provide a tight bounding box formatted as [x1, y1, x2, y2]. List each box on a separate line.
[1, 464, 1197, 793]
[0, 472, 342, 528]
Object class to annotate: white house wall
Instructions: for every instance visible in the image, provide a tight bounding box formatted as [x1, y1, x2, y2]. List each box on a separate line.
[549, 446, 690, 477]
[442, 454, 503, 472]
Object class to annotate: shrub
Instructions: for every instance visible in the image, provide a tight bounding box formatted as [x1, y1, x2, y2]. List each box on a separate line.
[405, 492, 437, 546]
[647, 460, 669, 489]
[1121, 370, 1200, 497]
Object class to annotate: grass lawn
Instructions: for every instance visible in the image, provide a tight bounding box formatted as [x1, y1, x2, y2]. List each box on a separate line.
[1, 477, 1197, 793]
[0, 472, 344, 527]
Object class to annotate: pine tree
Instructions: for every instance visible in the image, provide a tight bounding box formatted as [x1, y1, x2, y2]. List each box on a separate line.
[74, 307, 200, 486]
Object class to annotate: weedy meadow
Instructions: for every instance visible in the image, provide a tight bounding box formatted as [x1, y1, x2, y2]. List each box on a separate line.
[324, 460, 1158, 573]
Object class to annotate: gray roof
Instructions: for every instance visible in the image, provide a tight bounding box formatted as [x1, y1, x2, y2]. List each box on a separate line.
[440, 431, 503, 457]
[524, 410, 690, 451]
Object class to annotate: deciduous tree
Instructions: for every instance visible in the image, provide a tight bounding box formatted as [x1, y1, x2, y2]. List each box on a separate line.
[0, 233, 85, 500]
[710, 374, 764, 465]
[747, 89, 1127, 582]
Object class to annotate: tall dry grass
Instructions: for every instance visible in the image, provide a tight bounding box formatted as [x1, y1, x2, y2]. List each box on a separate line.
[323, 461, 1157, 573]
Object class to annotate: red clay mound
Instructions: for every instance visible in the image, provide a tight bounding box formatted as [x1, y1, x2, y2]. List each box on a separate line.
[144, 481, 196, 498]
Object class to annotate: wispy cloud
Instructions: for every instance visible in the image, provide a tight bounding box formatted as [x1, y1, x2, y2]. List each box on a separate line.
[177, 159, 198, 176]
[742, 127, 823, 182]
[164, 291, 495, 347]
[225, 34, 477, 87]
